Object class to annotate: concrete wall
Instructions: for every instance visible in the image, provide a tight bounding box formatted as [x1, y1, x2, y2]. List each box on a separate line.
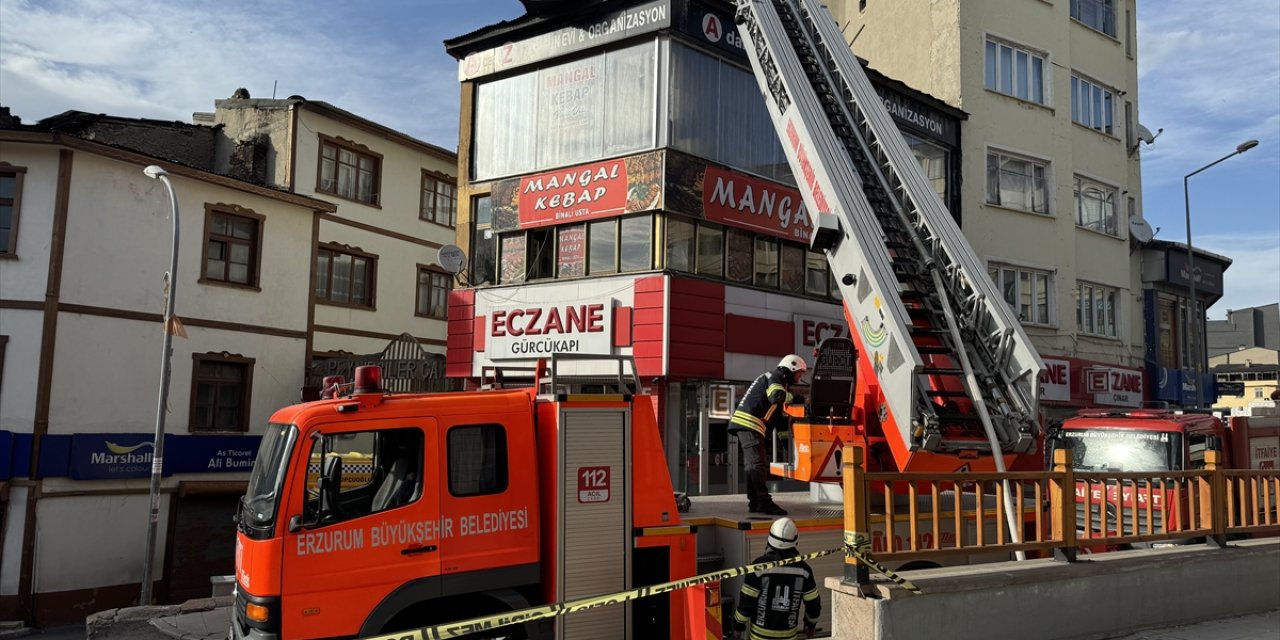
[829, 539, 1280, 640]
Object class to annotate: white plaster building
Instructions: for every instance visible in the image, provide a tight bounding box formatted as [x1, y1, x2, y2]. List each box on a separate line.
[827, 0, 1153, 419]
[204, 95, 460, 392]
[0, 112, 334, 623]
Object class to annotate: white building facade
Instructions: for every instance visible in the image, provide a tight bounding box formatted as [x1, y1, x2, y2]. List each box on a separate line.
[0, 117, 334, 623]
[827, 0, 1153, 419]
[207, 97, 460, 393]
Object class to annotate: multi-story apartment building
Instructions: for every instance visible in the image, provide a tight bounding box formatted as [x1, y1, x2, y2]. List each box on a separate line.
[827, 0, 1165, 418]
[203, 94, 459, 393]
[0, 96, 460, 623]
[444, 0, 1157, 501]
[0, 110, 333, 623]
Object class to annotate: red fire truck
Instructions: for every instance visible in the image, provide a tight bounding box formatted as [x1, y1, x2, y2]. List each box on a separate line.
[1050, 410, 1280, 543]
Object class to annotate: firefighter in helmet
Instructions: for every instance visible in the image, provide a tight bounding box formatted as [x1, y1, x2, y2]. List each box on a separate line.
[732, 517, 822, 640]
[729, 354, 808, 515]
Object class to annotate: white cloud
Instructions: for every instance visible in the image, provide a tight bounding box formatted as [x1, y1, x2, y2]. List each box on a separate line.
[0, 0, 462, 148]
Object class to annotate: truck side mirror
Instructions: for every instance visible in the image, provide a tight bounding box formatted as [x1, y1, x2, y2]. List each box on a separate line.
[288, 514, 304, 534]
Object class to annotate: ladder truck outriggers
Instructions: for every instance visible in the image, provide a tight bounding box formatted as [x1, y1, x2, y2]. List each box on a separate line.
[229, 1, 1046, 638]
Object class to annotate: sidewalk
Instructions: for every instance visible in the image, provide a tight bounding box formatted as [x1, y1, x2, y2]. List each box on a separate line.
[1106, 610, 1280, 640]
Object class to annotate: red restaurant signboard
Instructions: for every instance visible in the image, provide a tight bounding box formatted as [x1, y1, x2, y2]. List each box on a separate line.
[518, 159, 628, 228]
[702, 164, 814, 241]
[491, 152, 665, 232]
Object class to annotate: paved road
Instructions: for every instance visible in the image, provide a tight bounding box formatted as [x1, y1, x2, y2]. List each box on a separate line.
[18, 609, 1280, 640]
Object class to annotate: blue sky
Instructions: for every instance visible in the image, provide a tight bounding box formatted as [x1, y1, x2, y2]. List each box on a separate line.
[1, 0, 1276, 318]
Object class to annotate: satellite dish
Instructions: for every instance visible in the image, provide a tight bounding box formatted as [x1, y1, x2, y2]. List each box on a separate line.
[1129, 218, 1154, 244]
[1136, 124, 1162, 145]
[437, 244, 466, 274]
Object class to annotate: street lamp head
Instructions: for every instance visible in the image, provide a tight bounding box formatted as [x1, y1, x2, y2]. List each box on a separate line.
[1236, 140, 1259, 154]
[143, 165, 168, 179]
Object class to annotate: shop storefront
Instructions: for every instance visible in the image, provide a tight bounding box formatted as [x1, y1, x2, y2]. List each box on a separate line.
[445, 0, 963, 496]
[1038, 356, 1148, 423]
[1139, 240, 1232, 407]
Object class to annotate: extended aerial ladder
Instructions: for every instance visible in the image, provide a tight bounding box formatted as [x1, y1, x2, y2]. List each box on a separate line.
[734, 0, 1045, 476]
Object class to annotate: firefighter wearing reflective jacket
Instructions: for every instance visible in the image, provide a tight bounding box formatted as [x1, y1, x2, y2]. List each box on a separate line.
[733, 518, 821, 640]
[729, 355, 808, 515]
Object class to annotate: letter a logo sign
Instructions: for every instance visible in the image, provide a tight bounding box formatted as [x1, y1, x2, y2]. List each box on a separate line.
[703, 14, 722, 43]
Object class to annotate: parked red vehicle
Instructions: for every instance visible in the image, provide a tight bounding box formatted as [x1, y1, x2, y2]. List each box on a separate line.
[1049, 409, 1279, 545]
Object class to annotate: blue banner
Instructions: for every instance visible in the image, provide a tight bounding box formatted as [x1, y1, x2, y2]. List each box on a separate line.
[66, 433, 263, 480]
[69, 433, 164, 480]
[166, 434, 261, 474]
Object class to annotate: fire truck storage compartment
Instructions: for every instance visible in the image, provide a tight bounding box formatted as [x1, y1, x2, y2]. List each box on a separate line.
[558, 407, 631, 640]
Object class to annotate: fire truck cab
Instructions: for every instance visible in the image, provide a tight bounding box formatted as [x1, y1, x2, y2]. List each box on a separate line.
[232, 363, 694, 640]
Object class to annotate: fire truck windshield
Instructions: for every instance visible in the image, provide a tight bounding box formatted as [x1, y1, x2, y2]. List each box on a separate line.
[1058, 428, 1182, 472]
[241, 423, 296, 530]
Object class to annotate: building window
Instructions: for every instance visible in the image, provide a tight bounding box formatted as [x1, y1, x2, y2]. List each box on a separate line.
[1071, 0, 1116, 37]
[726, 228, 753, 284]
[190, 353, 253, 433]
[620, 215, 654, 272]
[989, 263, 1055, 326]
[500, 234, 528, 284]
[984, 38, 1046, 104]
[1074, 176, 1118, 235]
[448, 424, 509, 497]
[472, 196, 496, 286]
[669, 43, 791, 181]
[806, 251, 829, 297]
[0, 164, 26, 256]
[420, 172, 456, 227]
[1256, 387, 1265, 399]
[318, 135, 381, 205]
[202, 205, 262, 287]
[1078, 282, 1118, 338]
[525, 228, 556, 281]
[473, 42, 656, 180]
[696, 223, 725, 278]
[589, 219, 618, 275]
[986, 151, 1049, 215]
[780, 243, 805, 293]
[754, 236, 778, 288]
[558, 224, 586, 278]
[316, 244, 376, 308]
[666, 217, 695, 272]
[1071, 74, 1115, 135]
[903, 133, 949, 205]
[416, 267, 450, 319]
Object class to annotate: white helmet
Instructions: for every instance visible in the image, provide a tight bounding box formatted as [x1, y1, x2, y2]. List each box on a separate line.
[768, 517, 799, 550]
[778, 354, 808, 374]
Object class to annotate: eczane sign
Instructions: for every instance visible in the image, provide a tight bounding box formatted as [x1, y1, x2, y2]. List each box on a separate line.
[488, 302, 613, 360]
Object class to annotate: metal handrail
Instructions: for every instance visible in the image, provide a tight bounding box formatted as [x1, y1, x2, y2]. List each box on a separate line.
[839, 447, 1280, 582]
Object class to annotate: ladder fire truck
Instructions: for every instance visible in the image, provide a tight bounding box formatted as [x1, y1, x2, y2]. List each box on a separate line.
[230, 1, 1044, 638]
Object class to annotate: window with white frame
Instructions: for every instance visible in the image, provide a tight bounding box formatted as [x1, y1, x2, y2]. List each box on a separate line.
[1071, 74, 1115, 134]
[984, 38, 1046, 105]
[1074, 175, 1118, 235]
[1077, 281, 1118, 338]
[986, 150, 1049, 215]
[1071, 0, 1116, 37]
[989, 263, 1055, 326]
